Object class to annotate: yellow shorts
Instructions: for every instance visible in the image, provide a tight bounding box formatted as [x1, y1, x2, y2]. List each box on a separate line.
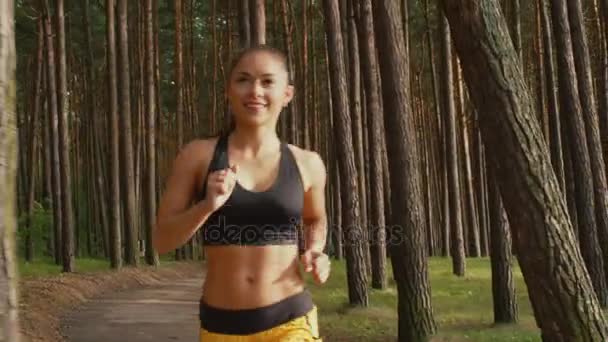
[199, 305, 322, 341]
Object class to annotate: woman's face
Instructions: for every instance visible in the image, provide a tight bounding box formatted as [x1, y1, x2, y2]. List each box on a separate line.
[227, 51, 294, 128]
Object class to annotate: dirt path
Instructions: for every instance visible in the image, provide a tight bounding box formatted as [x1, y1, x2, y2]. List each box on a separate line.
[62, 275, 204, 342]
[19, 262, 205, 342]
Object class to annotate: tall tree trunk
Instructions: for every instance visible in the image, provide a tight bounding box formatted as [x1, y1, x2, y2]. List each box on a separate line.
[106, 0, 122, 269]
[301, 0, 310, 149]
[462, 100, 481, 257]
[250, 0, 266, 45]
[42, 1, 63, 266]
[325, 45, 342, 260]
[55, 0, 75, 272]
[347, 0, 369, 275]
[144, 0, 159, 266]
[423, 0, 446, 257]
[551, 0, 608, 306]
[601, 0, 608, 170]
[567, 0, 608, 297]
[441, 1, 608, 340]
[372, 0, 437, 340]
[441, 14, 466, 275]
[539, 0, 566, 193]
[535, 0, 549, 139]
[82, 0, 109, 263]
[455, 61, 470, 256]
[477, 133, 490, 256]
[175, 0, 184, 148]
[355, 0, 387, 290]
[237, 0, 251, 48]
[0, 0, 20, 338]
[488, 171, 518, 323]
[42, 89, 54, 258]
[562, 117, 579, 237]
[511, 0, 522, 61]
[118, 0, 140, 266]
[400, 0, 409, 58]
[174, 0, 188, 260]
[280, 0, 297, 144]
[25, 21, 44, 262]
[322, 0, 368, 306]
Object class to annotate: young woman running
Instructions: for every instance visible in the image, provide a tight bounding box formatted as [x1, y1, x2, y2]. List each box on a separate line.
[153, 45, 330, 341]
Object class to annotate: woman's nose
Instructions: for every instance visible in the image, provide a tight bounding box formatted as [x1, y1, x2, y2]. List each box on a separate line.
[248, 80, 263, 97]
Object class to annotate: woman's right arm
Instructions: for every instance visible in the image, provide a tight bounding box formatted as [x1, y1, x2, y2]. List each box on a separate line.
[152, 140, 214, 255]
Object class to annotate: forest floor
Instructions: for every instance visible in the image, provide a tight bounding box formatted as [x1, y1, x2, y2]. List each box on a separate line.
[18, 257, 608, 342]
[19, 259, 204, 342]
[310, 257, 541, 342]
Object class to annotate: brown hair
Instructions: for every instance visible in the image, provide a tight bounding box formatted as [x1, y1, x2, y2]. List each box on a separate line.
[226, 44, 291, 84]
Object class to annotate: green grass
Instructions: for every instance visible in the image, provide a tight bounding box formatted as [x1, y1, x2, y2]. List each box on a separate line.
[307, 257, 542, 341]
[18, 254, 181, 279]
[18, 256, 110, 278]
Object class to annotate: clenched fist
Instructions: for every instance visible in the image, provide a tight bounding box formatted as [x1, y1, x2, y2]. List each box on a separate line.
[300, 250, 331, 285]
[204, 164, 238, 212]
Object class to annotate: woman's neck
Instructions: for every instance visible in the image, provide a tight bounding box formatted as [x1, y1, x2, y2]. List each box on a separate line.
[229, 125, 281, 157]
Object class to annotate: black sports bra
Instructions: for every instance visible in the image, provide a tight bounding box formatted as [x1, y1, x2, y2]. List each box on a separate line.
[198, 133, 304, 246]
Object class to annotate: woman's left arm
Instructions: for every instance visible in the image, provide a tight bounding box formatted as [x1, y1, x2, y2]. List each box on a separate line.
[301, 151, 328, 254]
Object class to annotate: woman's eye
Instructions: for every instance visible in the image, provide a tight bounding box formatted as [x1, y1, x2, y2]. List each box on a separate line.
[236, 78, 248, 82]
[263, 79, 274, 86]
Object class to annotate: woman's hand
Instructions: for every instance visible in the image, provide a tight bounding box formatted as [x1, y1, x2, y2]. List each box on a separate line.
[204, 164, 239, 211]
[300, 250, 331, 285]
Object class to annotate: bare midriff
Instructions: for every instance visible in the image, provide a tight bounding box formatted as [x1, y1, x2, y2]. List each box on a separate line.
[200, 244, 306, 310]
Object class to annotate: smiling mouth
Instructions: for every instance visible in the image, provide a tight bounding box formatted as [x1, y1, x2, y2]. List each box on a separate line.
[244, 103, 267, 110]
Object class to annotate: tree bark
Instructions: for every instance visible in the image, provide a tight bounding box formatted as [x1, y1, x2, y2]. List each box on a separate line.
[211, 0, 217, 134]
[535, 1, 549, 140]
[280, 0, 297, 144]
[424, 0, 446, 257]
[0, 0, 20, 338]
[441, 14, 466, 275]
[355, 0, 387, 290]
[562, 118, 579, 238]
[118, 0, 140, 266]
[250, 0, 266, 45]
[539, 0, 566, 193]
[144, 0, 159, 266]
[567, 0, 608, 298]
[106, 0, 122, 269]
[42, 90, 54, 258]
[440, 1, 608, 340]
[347, 0, 370, 275]
[301, 0, 310, 149]
[322, 0, 368, 306]
[175, 0, 184, 148]
[601, 0, 608, 171]
[462, 97, 481, 257]
[511, 0, 522, 61]
[25, 21, 44, 262]
[42, 1, 63, 266]
[372, 0, 437, 340]
[82, 0, 109, 263]
[551, 0, 608, 306]
[325, 44, 342, 260]
[237, 0, 251, 48]
[488, 171, 518, 323]
[55, 0, 75, 272]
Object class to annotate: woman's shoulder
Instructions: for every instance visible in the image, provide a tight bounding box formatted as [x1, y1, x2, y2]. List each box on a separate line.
[173, 135, 222, 170]
[286, 144, 324, 166]
[286, 144, 326, 189]
[181, 134, 222, 154]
